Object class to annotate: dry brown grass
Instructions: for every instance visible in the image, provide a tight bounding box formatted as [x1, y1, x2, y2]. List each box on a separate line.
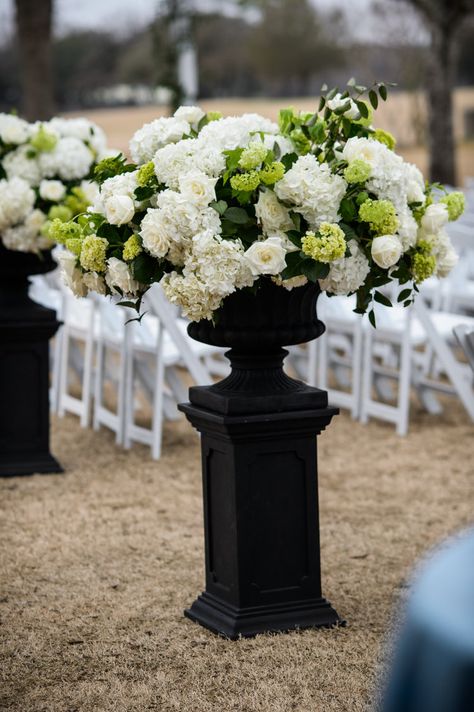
[1, 397, 473, 712]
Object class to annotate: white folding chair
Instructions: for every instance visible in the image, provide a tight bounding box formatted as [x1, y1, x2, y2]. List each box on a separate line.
[57, 291, 97, 427]
[307, 294, 364, 419]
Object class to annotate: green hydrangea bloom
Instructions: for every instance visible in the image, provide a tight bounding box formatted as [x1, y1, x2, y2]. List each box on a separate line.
[30, 125, 57, 152]
[359, 198, 399, 235]
[122, 235, 142, 261]
[239, 143, 268, 170]
[440, 192, 465, 221]
[47, 218, 83, 244]
[48, 205, 73, 223]
[289, 128, 311, 154]
[230, 170, 261, 192]
[373, 129, 396, 150]
[301, 223, 346, 263]
[412, 252, 436, 283]
[79, 235, 108, 273]
[137, 161, 156, 187]
[65, 238, 83, 256]
[259, 161, 285, 186]
[344, 159, 371, 184]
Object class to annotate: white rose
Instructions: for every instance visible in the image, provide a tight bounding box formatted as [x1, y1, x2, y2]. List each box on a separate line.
[178, 170, 216, 207]
[255, 189, 294, 234]
[104, 195, 135, 226]
[39, 179, 66, 202]
[244, 236, 287, 276]
[371, 234, 403, 269]
[105, 257, 139, 295]
[174, 105, 206, 126]
[57, 250, 87, 297]
[421, 203, 449, 233]
[326, 93, 359, 120]
[140, 208, 172, 258]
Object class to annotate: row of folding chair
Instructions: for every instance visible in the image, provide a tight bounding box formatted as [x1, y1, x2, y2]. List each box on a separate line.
[301, 287, 474, 436]
[29, 276, 227, 459]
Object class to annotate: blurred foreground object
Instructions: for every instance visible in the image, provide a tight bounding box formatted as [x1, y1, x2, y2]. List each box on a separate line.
[381, 530, 474, 712]
[15, 0, 55, 120]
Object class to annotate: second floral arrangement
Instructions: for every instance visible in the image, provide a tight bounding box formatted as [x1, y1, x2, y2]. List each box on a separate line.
[52, 82, 464, 324]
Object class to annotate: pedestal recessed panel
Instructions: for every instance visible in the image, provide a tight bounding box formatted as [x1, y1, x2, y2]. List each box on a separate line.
[246, 450, 308, 593]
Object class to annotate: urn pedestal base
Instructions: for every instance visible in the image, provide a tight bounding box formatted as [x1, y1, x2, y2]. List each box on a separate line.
[179, 372, 342, 639]
[0, 245, 62, 477]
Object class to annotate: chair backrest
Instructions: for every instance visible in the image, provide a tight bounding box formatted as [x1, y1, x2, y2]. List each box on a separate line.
[143, 284, 214, 385]
[453, 325, 474, 373]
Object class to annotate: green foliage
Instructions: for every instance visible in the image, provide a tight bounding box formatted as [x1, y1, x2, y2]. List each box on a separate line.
[94, 154, 136, 184]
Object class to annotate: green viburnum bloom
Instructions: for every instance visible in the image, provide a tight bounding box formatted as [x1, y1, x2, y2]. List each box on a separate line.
[122, 234, 142, 261]
[301, 223, 346, 263]
[137, 161, 156, 187]
[47, 218, 83, 244]
[65, 237, 83, 256]
[64, 188, 89, 216]
[344, 159, 371, 184]
[412, 252, 436, 283]
[373, 129, 396, 150]
[259, 161, 285, 186]
[289, 128, 311, 154]
[230, 170, 261, 192]
[440, 191, 465, 221]
[48, 205, 73, 223]
[359, 198, 399, 235]
[30, 125, 57, 152]
[206, 111, 223, 122]
[79, 235, 108, 273]
[238, 142, 268, 170]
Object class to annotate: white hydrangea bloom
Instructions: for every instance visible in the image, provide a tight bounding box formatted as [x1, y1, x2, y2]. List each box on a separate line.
[173, 105, 205, 127]
[404, 162, 426, 205]
[153, 138, 225, 189]
[156, 189, 221, 242]
[161, 271, 224, 322]
[397, 207, 418, 251]
[196, 113, 278, 152]
[3, 145, 42, 185]
[83, 271, 107, 295]
[39, 179, 66, 202]
[38, 136, 94, 181]
[129, 117, 190, 164]
[319, 239, 370, 295]
[0, 114, 31, 144]
[0, 177, 36, 231]
[274, 155, 347, 228]
[183, 229, 252, 295]
[47, 117, 107, 155]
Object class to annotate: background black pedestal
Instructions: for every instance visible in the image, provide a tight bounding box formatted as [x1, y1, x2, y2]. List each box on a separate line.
[179, 348, 342, 639]
[0, 245, 62, 477]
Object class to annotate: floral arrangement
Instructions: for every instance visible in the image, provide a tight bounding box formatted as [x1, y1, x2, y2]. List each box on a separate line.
[0, 113, 110, 253]
[54, 83, 464, 324]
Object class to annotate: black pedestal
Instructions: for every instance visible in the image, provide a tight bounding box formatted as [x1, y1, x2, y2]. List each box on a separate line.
[179, 346, 342, 639]
[0, 246, 62, 477]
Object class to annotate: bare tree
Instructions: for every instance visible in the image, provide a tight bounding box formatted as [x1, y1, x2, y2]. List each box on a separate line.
[400, 0, 474, 184]
[15, 0, 55, 120]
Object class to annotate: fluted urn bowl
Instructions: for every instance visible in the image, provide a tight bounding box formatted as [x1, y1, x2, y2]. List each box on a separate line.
[187, 279, 325, 351]
[186, 279, 327, 415]
[0, 242, 57, 311]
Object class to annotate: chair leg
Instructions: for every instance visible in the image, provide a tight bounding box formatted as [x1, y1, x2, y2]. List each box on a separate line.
[80, 333, 93, 428]
[151, 333, 165, 461]
[307, 339, 318, 387]
[57, 328, 70, 418]
[123, 344, 134, 451]
[93, 340, 104, 431]
[360, 326, 373, 425]
[352, 325, 363, 420]
[396, 335, 411, 437]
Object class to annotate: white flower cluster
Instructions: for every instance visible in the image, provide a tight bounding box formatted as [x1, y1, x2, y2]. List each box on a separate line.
[274, 155, 347, 228]
[319, 240, 370, 295]
[0, 113, 109, 253]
